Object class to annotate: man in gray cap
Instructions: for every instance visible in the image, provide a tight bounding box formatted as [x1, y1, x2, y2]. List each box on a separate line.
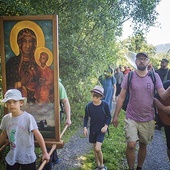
[155, 58, 170, 162]
[155, 58, 170, 130]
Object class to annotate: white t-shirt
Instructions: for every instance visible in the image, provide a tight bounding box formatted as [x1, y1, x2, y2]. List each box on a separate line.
[0, 111, 38, 165]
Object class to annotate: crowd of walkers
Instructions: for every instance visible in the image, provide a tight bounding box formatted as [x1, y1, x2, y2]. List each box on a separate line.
[1, 52, 170, 170]
[84, 53, 170, 170]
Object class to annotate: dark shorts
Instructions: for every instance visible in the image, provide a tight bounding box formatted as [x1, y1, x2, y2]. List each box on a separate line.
[89, 131, 105, 143]
[6, 161, 36, 170]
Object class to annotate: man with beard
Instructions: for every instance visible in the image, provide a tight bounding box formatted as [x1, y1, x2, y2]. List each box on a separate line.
[155, 58, 170, 130]
[112, 52, 170, 170]
[155, 58, 170, 161]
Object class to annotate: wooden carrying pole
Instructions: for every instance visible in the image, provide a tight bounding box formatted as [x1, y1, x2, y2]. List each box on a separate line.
[38, 125, 68, 170]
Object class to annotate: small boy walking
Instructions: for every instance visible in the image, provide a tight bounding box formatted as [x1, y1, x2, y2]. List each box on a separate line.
[83, 85, 111, 170]
[0, 89, 50, 170]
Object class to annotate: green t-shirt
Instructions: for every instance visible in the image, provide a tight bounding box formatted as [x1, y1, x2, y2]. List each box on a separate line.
[59, 82, 67, 100]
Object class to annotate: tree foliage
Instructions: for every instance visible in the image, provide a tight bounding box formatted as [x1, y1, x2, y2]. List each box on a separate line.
[0, 0, 161, 114]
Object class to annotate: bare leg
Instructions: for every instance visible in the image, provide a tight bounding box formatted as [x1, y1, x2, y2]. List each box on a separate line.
[94, 142, 104, 167]
[137, 142, 147, 167]
[93, 143, 100, 167]
[126, 141, 136, 169]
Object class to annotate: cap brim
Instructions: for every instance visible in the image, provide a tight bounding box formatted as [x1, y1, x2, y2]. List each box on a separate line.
[136, 52, 148, 58]
[1, 97, 26, 103]
[1, 97, 27, 107]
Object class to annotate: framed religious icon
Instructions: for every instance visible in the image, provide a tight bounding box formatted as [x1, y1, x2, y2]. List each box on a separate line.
[0, 15, 62, 148]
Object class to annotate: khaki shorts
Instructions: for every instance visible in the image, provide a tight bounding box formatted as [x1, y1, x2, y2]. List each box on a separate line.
[124, 118, 155, 144]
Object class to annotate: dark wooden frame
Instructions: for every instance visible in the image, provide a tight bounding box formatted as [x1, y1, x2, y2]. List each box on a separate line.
[0, 15, 63, 148]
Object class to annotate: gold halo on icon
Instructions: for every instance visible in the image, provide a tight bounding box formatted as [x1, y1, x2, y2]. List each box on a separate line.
[10, 21, 45, 56]
[34, 47, 53, 66]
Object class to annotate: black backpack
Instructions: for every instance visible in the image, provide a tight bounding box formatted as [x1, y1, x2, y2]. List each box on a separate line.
[122, 71, 133, 111]
[122, 71, 156, 111]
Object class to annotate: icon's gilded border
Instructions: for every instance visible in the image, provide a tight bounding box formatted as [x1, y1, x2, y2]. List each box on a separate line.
[10, 20, 45, 56]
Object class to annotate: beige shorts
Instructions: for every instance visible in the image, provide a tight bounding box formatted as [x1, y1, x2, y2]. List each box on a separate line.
[124, 118, 155, 144]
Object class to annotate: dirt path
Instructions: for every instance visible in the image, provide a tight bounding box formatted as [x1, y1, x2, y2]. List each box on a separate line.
[53, 128, 92, 170]
[52, 128, 170, 170]
[143, 129, 170, 170]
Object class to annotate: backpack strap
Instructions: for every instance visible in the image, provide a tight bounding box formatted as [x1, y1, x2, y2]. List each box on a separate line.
[127, 71, 133, 93]
[148, 70, 156, 94]
[101, 101, 110, 135]
[101, 101, 107, 116]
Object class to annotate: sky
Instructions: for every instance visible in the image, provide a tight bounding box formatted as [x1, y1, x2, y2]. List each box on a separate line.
[121, 0, 170, 46]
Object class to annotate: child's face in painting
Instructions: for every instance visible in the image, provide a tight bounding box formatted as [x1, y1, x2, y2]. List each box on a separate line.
[39, 53, 48, 64]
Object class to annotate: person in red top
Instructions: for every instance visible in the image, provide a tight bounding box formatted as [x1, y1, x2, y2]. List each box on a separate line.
[123, 66, 131, 75]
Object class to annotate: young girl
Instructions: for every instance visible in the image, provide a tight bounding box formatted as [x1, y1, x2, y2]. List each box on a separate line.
[83, 85, 111, 170]
[0, 89, 50, 170]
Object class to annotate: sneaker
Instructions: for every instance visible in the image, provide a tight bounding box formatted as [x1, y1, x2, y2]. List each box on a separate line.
[98, 165, 107, 170]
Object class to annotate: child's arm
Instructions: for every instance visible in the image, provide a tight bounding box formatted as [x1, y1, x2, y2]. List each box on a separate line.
[83, 127, 88, 136]
[101, 103, 111, 133]
[33, 129, 50, 162]
[0, 130, 7, 146]
[105, 103, 111, 126]
[83, 104, 89, 137]
[101, 124, 108, 133]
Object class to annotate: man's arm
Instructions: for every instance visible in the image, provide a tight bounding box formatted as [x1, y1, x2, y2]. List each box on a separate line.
[157, 86, 170, 100]
[154, 98, 170, 114]
[61, 98, 71, 126]
[59, 82, 71, 126]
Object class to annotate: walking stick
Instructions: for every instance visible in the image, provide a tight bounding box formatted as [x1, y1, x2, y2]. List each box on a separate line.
[38, 125, 68, 170]
[60, 124, 68, 139]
